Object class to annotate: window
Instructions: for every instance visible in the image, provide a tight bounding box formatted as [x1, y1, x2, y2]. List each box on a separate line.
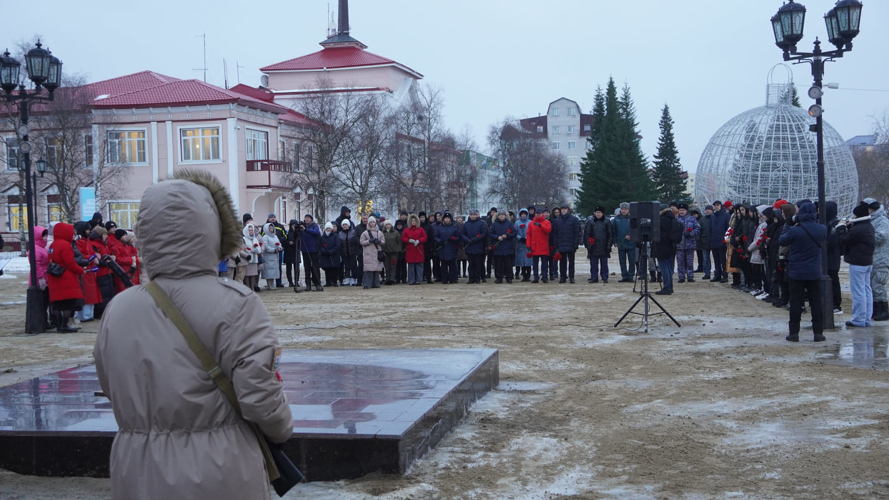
[536, 125, 544, 133]
[569, 157, 577, 165]
[552, 142, 560, 150]
[292, 141, 302, 172]
[568, 141, 576, 150]
[278, 140, 286, 161]
[45, 137, 62, 168]
[571, 188, 578, 196]
[551, 108, 560, 117]
[583, 124, 591, 132]
[109, 202, 140, 229]
[47, 203, 63, 224]
[569, 172, 577, 181]
[567, 126, 575, 134]
[553, 126, 560, 134]
[180, 128, 220, 162]
[107, 131, 147, 164]
[568, 108, 576, 116]
[7, 204, 26, 231]
[5, 138, 19, 171]
[84, 134, 94, 168]
[246, 129, 268, 160]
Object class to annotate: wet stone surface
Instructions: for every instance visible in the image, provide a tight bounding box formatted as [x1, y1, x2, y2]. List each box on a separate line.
[0, 348, 499, 480]
[816, 331, 889, 371]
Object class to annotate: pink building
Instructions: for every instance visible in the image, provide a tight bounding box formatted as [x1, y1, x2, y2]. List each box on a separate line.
[0, 0, 421, 248]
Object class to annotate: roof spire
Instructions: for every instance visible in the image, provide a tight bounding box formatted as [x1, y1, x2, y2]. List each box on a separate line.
[338, 0, 349, 35]
[320, 0, 366, 48]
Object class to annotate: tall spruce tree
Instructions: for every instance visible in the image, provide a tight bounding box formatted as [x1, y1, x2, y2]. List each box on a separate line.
[652, 104, 687, 203]
[577, 79, 656, 215]
[577, 86, 607, 214]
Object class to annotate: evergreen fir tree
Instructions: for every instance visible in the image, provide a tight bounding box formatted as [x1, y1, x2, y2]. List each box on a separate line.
[577, 81, 618, 215]
[652, 104, 687, 203]
[791, 85, 801, 107]
[616, 83, 657, 205]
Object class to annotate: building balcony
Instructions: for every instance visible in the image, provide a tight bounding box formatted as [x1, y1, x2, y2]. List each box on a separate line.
[246, 160, 295, 190]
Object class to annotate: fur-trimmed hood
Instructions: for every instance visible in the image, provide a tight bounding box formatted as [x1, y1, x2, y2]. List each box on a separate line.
[136, 168, 241, 279]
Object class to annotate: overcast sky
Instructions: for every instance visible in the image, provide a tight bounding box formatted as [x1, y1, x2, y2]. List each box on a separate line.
[6, 0, 888, 173]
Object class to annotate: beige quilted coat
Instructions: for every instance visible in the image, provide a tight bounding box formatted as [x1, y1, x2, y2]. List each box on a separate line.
[94, 170, 293, 500]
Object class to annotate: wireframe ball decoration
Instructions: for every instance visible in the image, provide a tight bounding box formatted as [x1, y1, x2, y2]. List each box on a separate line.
[695, 82, 858, 215]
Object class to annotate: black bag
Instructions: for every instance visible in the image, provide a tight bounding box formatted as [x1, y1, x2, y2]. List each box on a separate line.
[47, 262, 65, 277]
[269, 442, 306, 496]
[371, 232, 385, 262]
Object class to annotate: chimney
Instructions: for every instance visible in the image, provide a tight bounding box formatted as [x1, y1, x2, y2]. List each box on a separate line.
[338, 0, 349, 35]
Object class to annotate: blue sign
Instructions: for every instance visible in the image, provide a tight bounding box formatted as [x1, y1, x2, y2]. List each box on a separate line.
[80, 187, 96, 221]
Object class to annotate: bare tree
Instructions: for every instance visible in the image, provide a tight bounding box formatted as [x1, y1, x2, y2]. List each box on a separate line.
[377, 83, 453, 213]
[855, 108, 889, 202]
[486, 118, 568, 209]
[288, 76, 370, 221]
[27, 76, 128, 222]
[329, 94, 393, 216]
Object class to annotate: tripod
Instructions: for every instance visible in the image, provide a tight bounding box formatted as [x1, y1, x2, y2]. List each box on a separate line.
[615, 236, 681, 332]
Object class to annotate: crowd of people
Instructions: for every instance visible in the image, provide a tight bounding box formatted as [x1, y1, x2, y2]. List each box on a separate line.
[27, 191, 889, 341]
[30, 212, 141, 333]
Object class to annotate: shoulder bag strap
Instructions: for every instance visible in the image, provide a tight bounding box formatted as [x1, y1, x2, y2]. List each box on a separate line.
[145, 281, 280, 482]
[797, 223, 823, 248]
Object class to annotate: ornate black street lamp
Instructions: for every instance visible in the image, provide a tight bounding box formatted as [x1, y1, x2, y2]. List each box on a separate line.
[771, 0, 863, 330]
[0, 42, 63, 334]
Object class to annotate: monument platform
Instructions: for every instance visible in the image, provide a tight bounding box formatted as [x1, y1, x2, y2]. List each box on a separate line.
[0, 348, 498, 481]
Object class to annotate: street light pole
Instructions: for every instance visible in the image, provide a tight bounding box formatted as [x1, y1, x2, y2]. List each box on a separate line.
[1, 43, 63, 334]
[771, 0, 863, 332]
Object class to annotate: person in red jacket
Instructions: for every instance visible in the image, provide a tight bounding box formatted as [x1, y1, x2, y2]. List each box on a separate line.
[401, 214, 428, 285]
[89, 226, 116, 319]
[74, 222, 101, 322]
[47, 223, 85, 333]
[111, 229, 134, 293]
[526, 207, 552, 283]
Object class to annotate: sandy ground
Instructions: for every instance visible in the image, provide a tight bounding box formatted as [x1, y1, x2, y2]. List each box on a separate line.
[2, 259, 889, 499]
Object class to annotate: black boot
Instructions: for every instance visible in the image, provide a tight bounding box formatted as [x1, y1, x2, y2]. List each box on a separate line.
[814, 332, 826, 342]
[305, 285, 312, 292]
[650, 270, 657, 282]
[56, 313, 77, 333]
[874, 302, 889, 321]
[315, 285, 324, 292]
[293, 286, 302, 293]
[786, 322, 800, 342]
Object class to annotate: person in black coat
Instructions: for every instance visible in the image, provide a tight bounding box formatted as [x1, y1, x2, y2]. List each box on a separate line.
[653, 207, 683, 295]
[778, 202, 827, 342]
[462, 209, 489, 284]
[394, 219, 407, 284]
[319, 222, 342, 287]
[709, 201, 731, 282]
[420, 212, 435, 284]
[434, 213, 462, 284]
[489, 212, 517, 283]
[583, 206, 614, 283]
[554, 204, 582, 283]
[838, 202, 877, 327]
[283, 219, 302, 288]
[823, 201, 843, 313]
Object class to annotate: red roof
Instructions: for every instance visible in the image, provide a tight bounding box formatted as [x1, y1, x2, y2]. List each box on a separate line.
[279, 110, 316, 126]
[260, 46, 422, 78]
[229, 83, 275, 103]
[83, 71, 179, 99]
[91, 79, 288, 114]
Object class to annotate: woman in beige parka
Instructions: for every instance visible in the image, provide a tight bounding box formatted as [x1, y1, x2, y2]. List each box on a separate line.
[93, 169, 293, 500]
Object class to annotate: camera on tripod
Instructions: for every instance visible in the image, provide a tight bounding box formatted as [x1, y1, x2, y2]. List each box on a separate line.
[629, 201, 661, 243]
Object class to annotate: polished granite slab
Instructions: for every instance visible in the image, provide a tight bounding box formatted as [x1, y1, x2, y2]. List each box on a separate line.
[0, 348, 499, 481]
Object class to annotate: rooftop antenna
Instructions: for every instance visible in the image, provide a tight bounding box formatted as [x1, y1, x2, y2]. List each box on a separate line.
[223, 58, 229, 89]
[236, 61, 245, 84]
[193, 34, 207, 82]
